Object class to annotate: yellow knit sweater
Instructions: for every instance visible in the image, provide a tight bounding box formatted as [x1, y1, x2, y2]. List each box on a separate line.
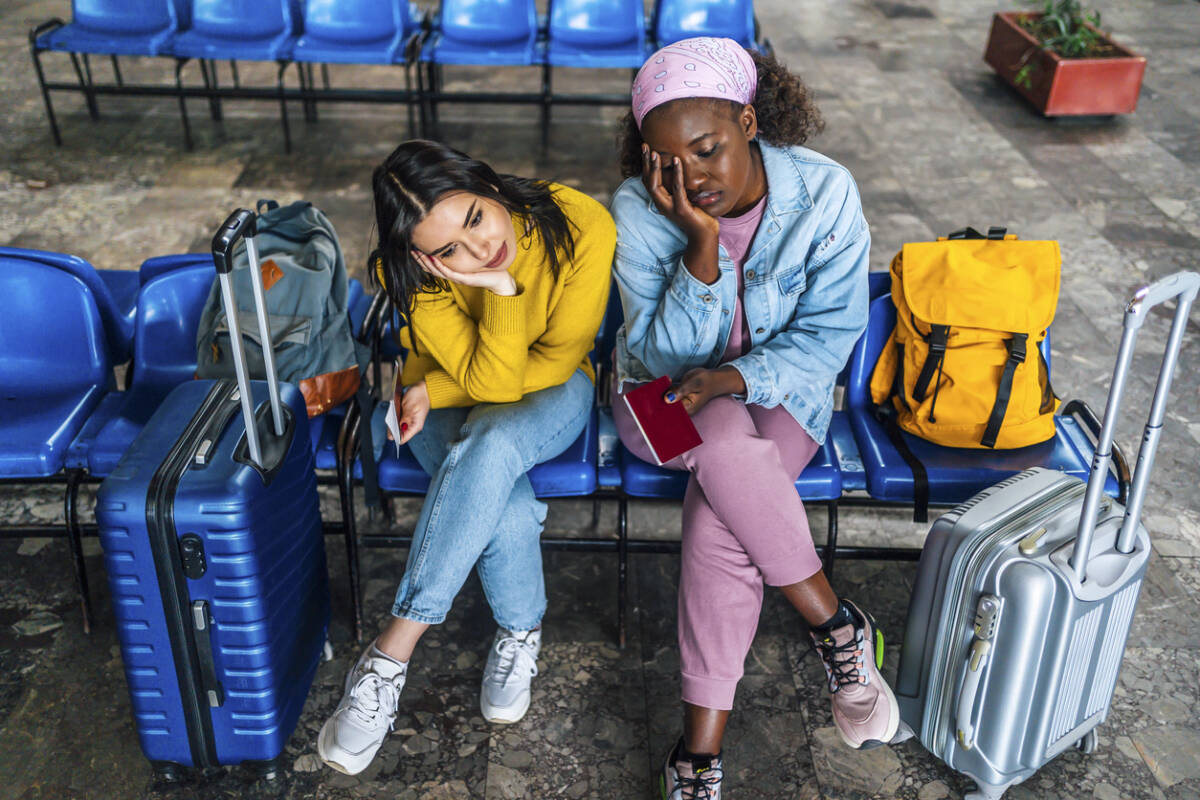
[397, 184, 616, 408]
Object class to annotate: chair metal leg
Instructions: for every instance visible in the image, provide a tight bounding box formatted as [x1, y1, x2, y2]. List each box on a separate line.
[617, 495, 628, 649]
[276, 60, 292, 154]
[64, 470, 93, 634]
[337, 404, 364, 643]
[69, 52, 99, 120]
[306, 63, 319, 122]
[174, 58, 194, 151]
[540, 62, 551, 149]
[823, 500, 839, 578]
[207, 59, 224, 121]
[29, 45, 62, 145]
[230, 59, 239, 88]
[198, 59, 218, 121]
[321, 63, 331, 90]
[590, 498, 600, 529]
[427, 61, 440, 136]
[403, 61, 418, 137]
[110, 54, 123, 87]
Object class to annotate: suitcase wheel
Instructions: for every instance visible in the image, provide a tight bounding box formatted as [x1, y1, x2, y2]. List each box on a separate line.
[1076, 729, 1098, 755]
[151, 762, 186, 783]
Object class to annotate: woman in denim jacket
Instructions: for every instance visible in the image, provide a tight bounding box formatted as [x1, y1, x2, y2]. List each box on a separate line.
[610, 38, 900, 797]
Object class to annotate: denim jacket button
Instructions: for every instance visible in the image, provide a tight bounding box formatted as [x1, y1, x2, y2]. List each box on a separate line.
[702, 294, 713, 303]
[722, 309, 730, 315]
[784, 393, 791, 400]
[755, 327, 765, 334]
[746, 270, 755, 279]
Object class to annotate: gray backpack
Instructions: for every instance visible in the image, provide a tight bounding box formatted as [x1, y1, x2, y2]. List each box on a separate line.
[196, 200, 364, 418]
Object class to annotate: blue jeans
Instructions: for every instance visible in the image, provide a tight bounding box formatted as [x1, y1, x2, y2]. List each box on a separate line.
[392, 368, 592, 631]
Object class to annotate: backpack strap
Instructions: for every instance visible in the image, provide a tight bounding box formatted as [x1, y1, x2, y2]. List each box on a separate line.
[876, 341, 929, 523]
[947, 226, 1008, 240]
[911, 323, 949, 403]
[981, 333, 1028, 448]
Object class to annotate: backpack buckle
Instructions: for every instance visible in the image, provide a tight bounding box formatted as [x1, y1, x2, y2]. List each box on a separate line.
[1008, 334, 1027, 363]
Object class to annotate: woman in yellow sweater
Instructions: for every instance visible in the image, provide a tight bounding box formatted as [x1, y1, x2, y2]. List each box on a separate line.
[319, 140, 615, 776]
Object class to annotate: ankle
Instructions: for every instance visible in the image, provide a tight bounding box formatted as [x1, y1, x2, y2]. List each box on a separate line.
[370, 637, 411, 666]
[811, 599, 861, 633]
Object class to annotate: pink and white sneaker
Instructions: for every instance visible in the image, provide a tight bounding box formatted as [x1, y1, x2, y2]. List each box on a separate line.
[810, 600, 900, 750]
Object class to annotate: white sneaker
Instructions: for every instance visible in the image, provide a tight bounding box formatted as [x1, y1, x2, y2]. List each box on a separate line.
[480, 627, 540, 724]
[317, 644, 407, 775]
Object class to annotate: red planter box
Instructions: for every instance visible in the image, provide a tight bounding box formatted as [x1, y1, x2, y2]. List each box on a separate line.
[983, 12, 1146, 116]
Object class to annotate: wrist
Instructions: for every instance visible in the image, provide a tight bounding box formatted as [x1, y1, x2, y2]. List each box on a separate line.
[683, 235, 720, 284]
[716, 366, 746, 396]
[488, 274, 518, 297]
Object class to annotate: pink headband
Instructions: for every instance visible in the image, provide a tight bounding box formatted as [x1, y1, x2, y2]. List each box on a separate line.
[632, 37, 758, 129]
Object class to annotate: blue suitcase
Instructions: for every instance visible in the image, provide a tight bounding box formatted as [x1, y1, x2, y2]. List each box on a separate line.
[96, 209, 330, 778]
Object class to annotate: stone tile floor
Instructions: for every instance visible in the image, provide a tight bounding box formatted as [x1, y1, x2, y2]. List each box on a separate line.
[2, 0, 1199, 798]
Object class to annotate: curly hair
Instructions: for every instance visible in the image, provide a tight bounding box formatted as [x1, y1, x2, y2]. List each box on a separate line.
[617, 50, 824, 178]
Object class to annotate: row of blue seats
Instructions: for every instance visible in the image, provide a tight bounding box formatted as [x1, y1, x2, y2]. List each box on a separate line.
[31, 0, 763, 150]
[36, 0, 757, 67]
[39, 0, 758, 66]
[1, 246, 1124, 644]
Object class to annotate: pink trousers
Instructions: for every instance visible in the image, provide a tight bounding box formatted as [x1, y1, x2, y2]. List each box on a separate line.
[614, 386, 823, 710]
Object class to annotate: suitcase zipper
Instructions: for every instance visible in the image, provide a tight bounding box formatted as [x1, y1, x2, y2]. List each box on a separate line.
[144, 381, 239, 770]
[925, 477, 1086, 754]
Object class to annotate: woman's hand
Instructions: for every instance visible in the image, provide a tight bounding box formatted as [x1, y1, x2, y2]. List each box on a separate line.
[665, 367, 746, 416]
[642, 146, 721, 284]
[412, 249, 518, 297]
[395, 380, 430, 445]
[641, 145, 720, 244]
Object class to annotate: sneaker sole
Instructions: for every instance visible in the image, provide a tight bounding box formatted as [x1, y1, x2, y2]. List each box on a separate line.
[481, 691, 531, 725]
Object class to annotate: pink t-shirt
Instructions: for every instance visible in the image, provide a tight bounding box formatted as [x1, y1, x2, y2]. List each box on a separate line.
[718, 193, 768, 362]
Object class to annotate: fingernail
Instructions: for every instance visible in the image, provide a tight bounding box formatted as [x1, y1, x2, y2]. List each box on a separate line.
[665, 392, 677, 402]
[400, 422, 408, 432]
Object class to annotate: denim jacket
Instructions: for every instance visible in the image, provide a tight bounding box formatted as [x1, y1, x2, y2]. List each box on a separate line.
[611, 141, 870, 444]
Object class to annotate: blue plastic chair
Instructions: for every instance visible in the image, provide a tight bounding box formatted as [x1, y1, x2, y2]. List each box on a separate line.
[421, 0, 541, 65]
[0, 247, 136, 366]
[166, 0, 300, 151]
[652, 0, 759, 50]
[0, 255, 115, 632]
[546, 0, 649, 69]
[169, 0, 297, 60]
[71, 262, 373, 477]
[291, 0, 425, 131]
[292, 0, 422, 64]
[829, 270, 894, 493]
[845, 294, 1126, 519]
[35, 0, 185, 56]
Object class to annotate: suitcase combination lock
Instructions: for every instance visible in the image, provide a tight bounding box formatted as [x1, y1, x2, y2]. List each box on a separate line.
[179, 534, 208, 579]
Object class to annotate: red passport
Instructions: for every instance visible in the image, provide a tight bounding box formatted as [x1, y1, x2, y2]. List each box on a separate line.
[622, 376, 703, 465]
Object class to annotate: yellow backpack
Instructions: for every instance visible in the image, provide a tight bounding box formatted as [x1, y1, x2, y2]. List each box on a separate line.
[869, 227, 1061, 449]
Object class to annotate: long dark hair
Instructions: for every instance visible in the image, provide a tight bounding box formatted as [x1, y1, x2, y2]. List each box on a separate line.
[616, 50, 824, 178]
[370, 140, 576, 317]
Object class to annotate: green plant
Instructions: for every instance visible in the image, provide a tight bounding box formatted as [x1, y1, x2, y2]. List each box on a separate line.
[1018, 0, 1110, 58]
[1012, 0, 1115, 88]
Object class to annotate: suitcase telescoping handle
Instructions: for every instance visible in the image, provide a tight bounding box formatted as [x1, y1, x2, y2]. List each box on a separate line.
[1073, 271, 1200, 580]
[211, 208, 286, 469]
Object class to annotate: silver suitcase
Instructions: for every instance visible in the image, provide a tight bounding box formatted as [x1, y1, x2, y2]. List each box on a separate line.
[894, 271, 1200, 800]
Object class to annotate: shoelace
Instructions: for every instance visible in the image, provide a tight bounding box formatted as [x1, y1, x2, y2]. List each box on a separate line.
[676, 764, 723, 800]
[346, 671, 401, 730]
[490, 636, 539, 686]
[813, 629, 867, 693]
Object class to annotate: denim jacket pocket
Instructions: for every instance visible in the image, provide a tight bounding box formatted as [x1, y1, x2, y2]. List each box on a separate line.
[776, 264, 808, 296]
